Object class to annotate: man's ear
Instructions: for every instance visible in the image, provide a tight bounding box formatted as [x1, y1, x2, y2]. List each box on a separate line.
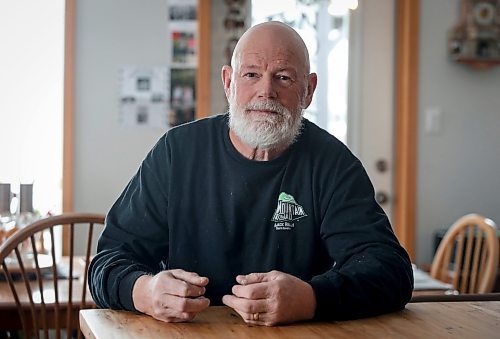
[302, 73, 318, 109]
[221, 65, 233, 99]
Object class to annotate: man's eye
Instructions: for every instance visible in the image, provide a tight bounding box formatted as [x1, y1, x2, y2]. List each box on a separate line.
[277, 75, 291, 81]
[244, 72, 258, 78]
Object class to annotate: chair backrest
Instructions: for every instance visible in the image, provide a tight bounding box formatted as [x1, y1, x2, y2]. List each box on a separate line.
[430, 213, 499, 294]
[0, 213, 105, 339]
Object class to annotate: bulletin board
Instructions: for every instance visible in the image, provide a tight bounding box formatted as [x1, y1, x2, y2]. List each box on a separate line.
[118, 0, 207, 130]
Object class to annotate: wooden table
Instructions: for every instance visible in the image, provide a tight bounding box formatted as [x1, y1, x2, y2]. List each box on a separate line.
[80, 303, 500, 338]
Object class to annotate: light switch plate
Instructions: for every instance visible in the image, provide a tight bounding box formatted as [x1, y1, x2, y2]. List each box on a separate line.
[424, 107, 443, 135]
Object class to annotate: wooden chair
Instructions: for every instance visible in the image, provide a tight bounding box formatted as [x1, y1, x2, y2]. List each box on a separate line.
[0, 213, 105, 339]
[430, 213, 499, 294]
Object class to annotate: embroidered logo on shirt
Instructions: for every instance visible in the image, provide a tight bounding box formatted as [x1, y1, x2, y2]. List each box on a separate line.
[271, 192, 307, 230]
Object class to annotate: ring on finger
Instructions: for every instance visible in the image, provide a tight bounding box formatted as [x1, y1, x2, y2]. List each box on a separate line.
[252, 312, 260, 321]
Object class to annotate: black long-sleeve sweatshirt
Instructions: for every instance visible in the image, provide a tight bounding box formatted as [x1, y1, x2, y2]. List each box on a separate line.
[89, 114, 413, 320]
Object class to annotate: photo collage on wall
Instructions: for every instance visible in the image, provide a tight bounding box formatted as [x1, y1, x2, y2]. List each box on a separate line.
[167, 0, 197, 127]
[119, 65, 169, 129]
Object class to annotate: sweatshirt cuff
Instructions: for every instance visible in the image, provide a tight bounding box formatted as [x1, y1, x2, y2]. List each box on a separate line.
[119, 270, 149, 312]
[309, 272, 342, 320]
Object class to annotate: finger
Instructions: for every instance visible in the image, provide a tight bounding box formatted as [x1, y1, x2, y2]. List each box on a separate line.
[223, 298, 257, 324]
[236, 272, 272, 285]
[167, 313, 197, 323]
[169, 269, 209, 286]
[160, 294, 210, 313]
[229, 307, 272, 326]
[232, 282, 269, 299]
[164, 279, 206, 298]
[222, 294, 267, 314]
[162, 277, 207, 298]
[152, 308, 197, 323]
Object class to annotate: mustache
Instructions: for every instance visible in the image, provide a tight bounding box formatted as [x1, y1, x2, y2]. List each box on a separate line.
[243, 100, 289, 115]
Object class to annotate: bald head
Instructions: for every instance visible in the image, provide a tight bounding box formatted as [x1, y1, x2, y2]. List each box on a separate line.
[231, 21, 311, 74]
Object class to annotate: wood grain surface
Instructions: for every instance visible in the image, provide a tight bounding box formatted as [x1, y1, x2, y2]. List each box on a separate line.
[80, 302, 500, 339]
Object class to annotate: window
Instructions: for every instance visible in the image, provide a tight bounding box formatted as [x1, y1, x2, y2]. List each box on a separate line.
[252, 0, 352, 143]
[0, 1, 65, 217]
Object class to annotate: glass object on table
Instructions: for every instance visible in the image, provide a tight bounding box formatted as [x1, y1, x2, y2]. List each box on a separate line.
[15, 183, 41, 257]
[0, 183, 16, 243]
[16, 183, 40, 227]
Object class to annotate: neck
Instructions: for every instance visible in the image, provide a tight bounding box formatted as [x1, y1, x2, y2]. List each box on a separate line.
[229, 129, 288, 161]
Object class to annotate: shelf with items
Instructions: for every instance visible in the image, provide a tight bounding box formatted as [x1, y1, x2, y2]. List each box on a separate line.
[448, 0, 500, 70]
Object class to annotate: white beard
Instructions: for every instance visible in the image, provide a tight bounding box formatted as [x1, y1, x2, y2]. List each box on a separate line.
[228, 97, 304, 150]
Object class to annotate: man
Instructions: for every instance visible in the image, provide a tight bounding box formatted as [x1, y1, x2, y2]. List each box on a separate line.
[89, 21, 413, 326]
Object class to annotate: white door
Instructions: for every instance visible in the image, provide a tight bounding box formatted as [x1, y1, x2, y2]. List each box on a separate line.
[347, 0, 395, 219]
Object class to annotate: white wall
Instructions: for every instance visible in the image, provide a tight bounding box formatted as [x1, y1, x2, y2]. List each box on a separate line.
[74, 0, 169, 216]
[73, 0, 170, 252]
[416, 0, 500, 264]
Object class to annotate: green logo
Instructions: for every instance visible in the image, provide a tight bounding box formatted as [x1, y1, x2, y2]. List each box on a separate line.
[278, 192, 297, 203]
[271, 192, 307, 222]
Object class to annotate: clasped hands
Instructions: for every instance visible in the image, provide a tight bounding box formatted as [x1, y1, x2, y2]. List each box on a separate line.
[132, 269, 316, 326]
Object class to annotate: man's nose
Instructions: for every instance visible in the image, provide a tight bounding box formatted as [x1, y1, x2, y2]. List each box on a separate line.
[257, 75, 277, 99]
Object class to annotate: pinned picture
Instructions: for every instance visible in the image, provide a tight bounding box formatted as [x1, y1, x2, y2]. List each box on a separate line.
[119, 66, 169, 129]
[169, 2, 197, 21]
[172, 31, 196, 65]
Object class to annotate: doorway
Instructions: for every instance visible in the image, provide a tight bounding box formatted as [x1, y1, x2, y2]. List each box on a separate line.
[251, 0, 396, 219]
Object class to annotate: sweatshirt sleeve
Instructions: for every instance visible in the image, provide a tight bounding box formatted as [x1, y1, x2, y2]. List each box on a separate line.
[308, 156, 414, 320]
[89, 136, 171, 311]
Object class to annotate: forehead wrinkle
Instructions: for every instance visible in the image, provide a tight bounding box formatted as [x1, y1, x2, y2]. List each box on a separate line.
[239, 52, 297, 72]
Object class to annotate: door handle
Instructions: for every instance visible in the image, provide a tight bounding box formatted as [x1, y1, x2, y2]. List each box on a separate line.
[375, 159, 388, 173]
[375, 191, 389, 205]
